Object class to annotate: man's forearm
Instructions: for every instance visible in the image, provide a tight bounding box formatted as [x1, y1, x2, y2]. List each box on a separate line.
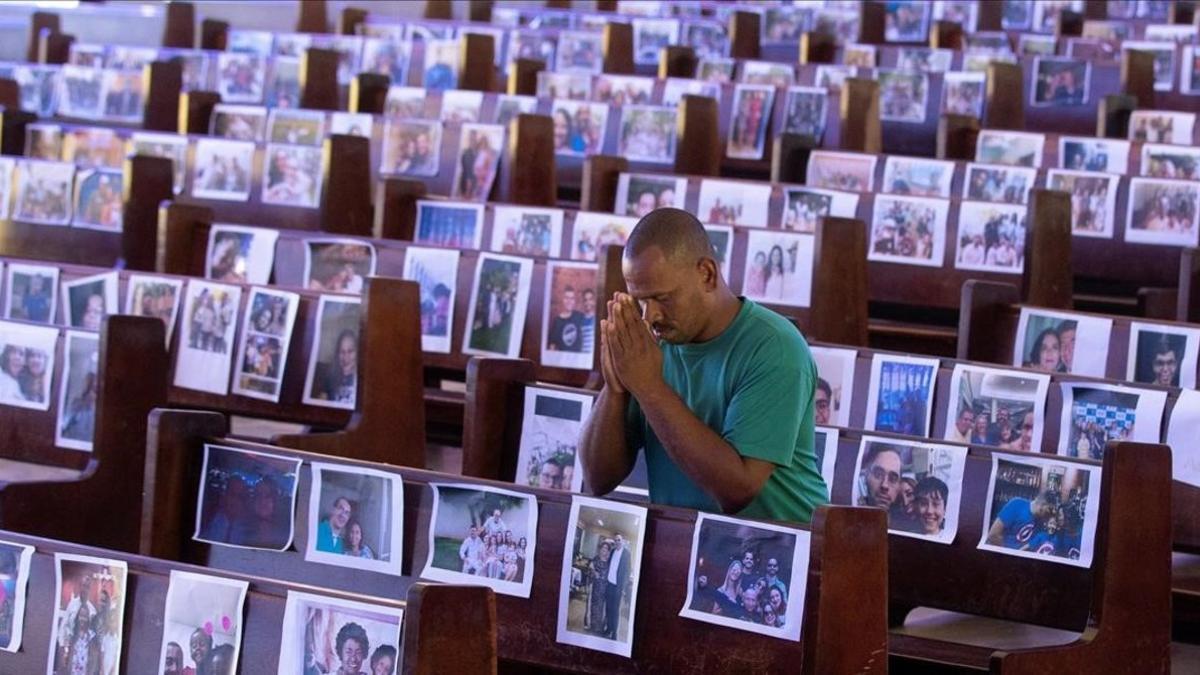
[579, 386, 634, 495]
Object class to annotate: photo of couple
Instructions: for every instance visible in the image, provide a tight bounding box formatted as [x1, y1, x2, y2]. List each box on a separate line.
[853, 438, 966, 544]
[308, 464, 403, 576]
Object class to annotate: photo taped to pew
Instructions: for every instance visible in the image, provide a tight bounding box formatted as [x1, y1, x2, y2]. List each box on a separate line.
[191, 139, 256, 203]
[884, 0, 931, 41]
[303, 239, 376, 294]
[781, 186, 859, 233]
[556, 496, 648, 658]
[895, 47, 953, 73]
[810, 346, 856, 427]
[262, 143, 324, 209]
[210, 103, 268, 142]
[124, 275, 183, 347]
[1126, 321, 1200, 389]
[842, 46, 876, 69]
[0, 540, 32, 653]
[763, 4, 809, 45]
[740, 230, 814, 308]
[4, 263, 59, 325]
[157, 570, 248, 675]
[1018, 34, 1056, 58]
[306, 462, 404, 576]
[705, 224, 734, 280]
[853, 436, 967, 544]
[215, 52, 266, 104]
[206, 224, 279, 285]
[806, 150, 878, 193]
[174, 280, 242, 395]
[877, 70, 929, 124]
[632, 17, 680, 66]
[384, 86, 430, 120]
[62, 271, 117, 331]
[24, 123, 62, 161]
[1031, 0, 1083, 33]
[542, 261, 599, 369]
[864, 353, 939, 437]
[1128, 110, 1196, 145]
[816, 9, 860, 44]
[569, 212, 637, 262]
[697, 57, 735, 84]
[401, 246, 459, 354]
[726, 84, 775, 160]
[463, 253, 534, 359]
[329, 112, 373, 139]
[814, 427, 839, 497]
[0, 157, 12, 220]
[538, 72, 593, 101]
[1058, 136, 1130, 174]
[55, 330, 99, 452]
[975, 129, 1045, 168]
[194, 443, 302, 551]
[556, 30, 604, 73]
[697, 179, 772, 228]
[868, 194, 950, 268]
[0, 321, 56, 411]
[302, 295, 362, 408]
[440, 90, 484, 125]
[232, 287, 299, 402]
[55, 65, 105, 120]
[422, 483, 539, 598]
[451, 123, 505, 201]
[1056, 382, 1168, 459]
[1030, 57, 1091, 107]
[661, 78, 721, 107]
[1167, 389, 1200, 487]
[71, 169, 123, 231]
[127, 132, 189, 194]
[1184, 45, 1200, 95]
[619, 105, 678, 164]
[781, 86, 829, 141]
[593, 75, 655, 106]
[945, 364, 1050, 451]
[740, 60, 796, 89]
[415, 200, 484, 250]
[550, 100, 609, 156]
[492, 95, 538, 128]
[423, 39, 461, 89]
[954, 201, 1028, 274]
[1124, 177, 1200, 248]
[267, 108, 326, 146]
[491, 205, 566, 258]
[0, 63, 58, 118]
[1013, 307, 1112, 377]
[1045, 169, 1118, 239]
[516, 385, 594, 493]
[380, 119, 442, 177]
[13, 159, 75, 226]
[1140, 143, 1200, 181]
[679, 512, 811, 640]
[62, 127, 122, 170]
[941, 71, 985, 118]
[278, 590, 402, 675]
[962, 162, 1035, 205]
[47, 553, 127, 675]
[978, 452, 1101, 567]
[1121, 40, 1177, 92]
[881, 156, 955, 199]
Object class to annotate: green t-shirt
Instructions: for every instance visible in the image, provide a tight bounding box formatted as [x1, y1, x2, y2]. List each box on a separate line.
[626, 299, 828, 523]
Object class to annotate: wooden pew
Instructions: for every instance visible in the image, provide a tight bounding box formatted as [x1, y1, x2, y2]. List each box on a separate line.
[139, 407, 890, 674]
[0, 530, 495, 674]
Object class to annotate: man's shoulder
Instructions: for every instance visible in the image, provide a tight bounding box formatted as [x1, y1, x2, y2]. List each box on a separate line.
[738, 301, 812, 363]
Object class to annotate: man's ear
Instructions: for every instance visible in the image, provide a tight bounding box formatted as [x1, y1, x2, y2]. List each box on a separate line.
[698, 257, 719, 290]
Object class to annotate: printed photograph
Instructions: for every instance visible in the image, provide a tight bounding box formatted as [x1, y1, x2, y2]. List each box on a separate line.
[868, 195, 950, 267]
[451, 123, 505, 201]
[679, 513, 810, 639]
[881, 156, 954, 198]
[215, 52, 265, 103]
[13, 159, 74, 225]
[157, 571, 248, 675]
[302, 296, 361, 409]
[0, 541, 32, 653]
[191, 139, 255, 202]
[864, 354, 940, 437]
[764, 5, 810, 44]
[515, 385, 594, 493]
[618, 105, 677, 164]
[304, 240, 375, 294]
[592, 74, 654, 106]
[422, 38, 460, 89]
[810, 345, 857, 427]
[942, 71, 985, 118]
[1032, 0, 1082, 32]
[683, 21, 729, 60]
[307, 463, 404, 576]
[1046, 170, 1118, 238]
[632, 18, 679, 65]
[128, 132, 188, 194]
[507, 30, 557, 75]
[975, 130, 1045, 168]
[781, 187, 859, 233]
[781, 86, 828, 140]
[24, 123, 60, 161]
[360, 37, 409, 85]
[614, 174, 687, 219]
[945, 364, 1050, 452]
[232, 288, 298, 402]
[556, 496, 647, 658]
[383, 85, 429, 119]
[402, 246, 459, 354]
[440, 90, 484, 125]
[0, 321, 57, 411]
[556, 30, 604, 73]
[1127, 322, 1200, 389]
[878, 70, 928, 124]
[125, 275, 183, 347]
[569, 213, 637, 262]
[1031, 57, 1091, 106]
[210, 103, 267, 141]
[843, 44, 877, 68]
[1058, 383, 1166, 459]
[815, 9, 860, 44]
[262, 143, 323, 208]
[54, 331, 98, 453]
[48, 554, 126, 675]
[422, 483, 539, 598]
[697, 57, 735, 83]
[979, 453, 1100, 567]
[206, 224, 278, 285]
[727, 84, 775, 160]
[1184, 45, 1200, 95]
[537, 71, 593, 101]
[277, 591, 402, 675]
[414, 200, 484, 250]
[194, 443, 302, 551]
[464, 254, 533, 358]
[551, 100, 608, 157]
[4, 263, 58, 324]
[852, 437, 966, 544]
[62, 127, 122, 169]
[962, 163, 1035, 205]
[492, 95, 538, 127]
[268, 108, 325, 146]
[56, 65, 104, 119]
[542, 262, 599, 370]
[1059, 137, 1129, 174]
[806, 151, 878, 192]
[954, 201, 1028, 274]
[1141, 144, 1200, 181]
[895, 47, 953, 73]
[696, 179, 772, 228]
[1121, 41, 1176, 92]
[739, 60, 795, 88]
[72, 169, 123, 230]
[741, 230, 814, 308]
[1128, 110, 1195, 145]
[63, 271, 117, 331]
[1125, 177, 1200, 247]
[380, 119, 442, 177]
[1014, 308, 1112, 377]
[884, 0, 931, 41]
[661, 77, 720, 107]
[329, 112, 373, 138]
[173, 281, 241, 395]
[814, 428, 839, 497]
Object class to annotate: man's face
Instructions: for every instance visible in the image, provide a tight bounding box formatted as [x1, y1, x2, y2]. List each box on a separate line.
[766, 559, 779, 578]
[333, 498, 352, 529]
[560, 290, 576, 313]
[341, 638, 365, 673]
[915, 490, 945, 535]
[1059, 328, 1076, 368]
[955, 409, 974, 435]
[741, 551, 754, 572]
[561, 465, 574, 488]
[467, 526, 477, 539]
[865, 451, 902, 507]
[615, 534, 625, 550]
[415, 133, 430, 154]
[492, 509, 501, 520]
[1034, 499, 1059, 523]
[623, 246, 708, 345]
[1153, 349, 1178, 386]
[997, 409, 1010, 427]
[742, 588, 758, 613]
[537, 461, 562, 489]
[814, 388, 830, 424]
[635, 192, 657, 217]
[164, 644, 183, 674]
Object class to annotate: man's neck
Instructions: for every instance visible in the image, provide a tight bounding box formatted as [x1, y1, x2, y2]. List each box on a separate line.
[692, 291, 743, 343]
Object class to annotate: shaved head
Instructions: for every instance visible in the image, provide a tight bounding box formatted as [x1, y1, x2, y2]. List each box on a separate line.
[624, 208, 716, 270]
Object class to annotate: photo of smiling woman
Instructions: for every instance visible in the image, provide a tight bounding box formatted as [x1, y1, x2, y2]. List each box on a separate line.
[851, 437, 966, 544]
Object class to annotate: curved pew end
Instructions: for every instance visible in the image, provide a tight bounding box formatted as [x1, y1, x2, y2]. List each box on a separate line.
[402, 583, 498, 675]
